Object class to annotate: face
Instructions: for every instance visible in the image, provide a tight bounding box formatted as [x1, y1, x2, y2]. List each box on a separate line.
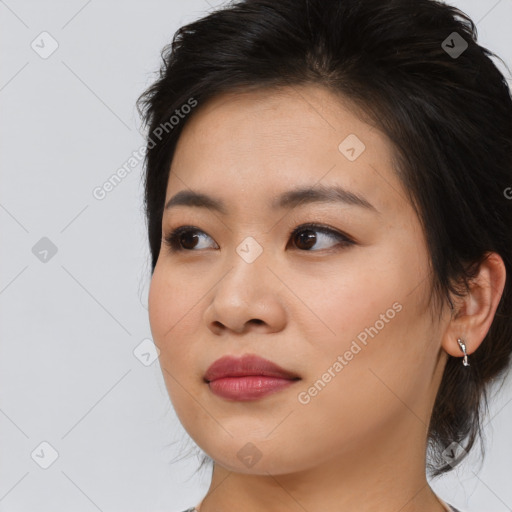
[148, 85, 448, 475]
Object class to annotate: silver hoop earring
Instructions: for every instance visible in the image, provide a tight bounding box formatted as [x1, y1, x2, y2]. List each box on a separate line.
[457, 338, 470, 367]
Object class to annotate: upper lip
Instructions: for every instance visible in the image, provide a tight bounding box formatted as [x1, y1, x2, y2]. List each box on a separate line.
[204, 353, 301, 382]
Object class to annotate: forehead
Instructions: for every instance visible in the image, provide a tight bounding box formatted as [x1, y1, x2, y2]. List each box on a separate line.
[166, 85, 408, 217]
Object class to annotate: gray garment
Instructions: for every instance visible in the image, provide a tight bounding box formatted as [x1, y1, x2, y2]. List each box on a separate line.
[181, 506, 462, 512]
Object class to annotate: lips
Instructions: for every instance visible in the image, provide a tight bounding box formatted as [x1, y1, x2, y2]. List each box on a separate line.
[204, 353, 300, 382]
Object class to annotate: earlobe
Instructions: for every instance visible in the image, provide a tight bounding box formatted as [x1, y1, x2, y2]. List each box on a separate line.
[441, 251, 507, 363]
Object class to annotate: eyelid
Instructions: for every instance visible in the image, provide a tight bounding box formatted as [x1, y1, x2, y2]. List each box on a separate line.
[163, 222, 355, 252]
[163, 224, 219, 250]
[289, 222, 354, 245]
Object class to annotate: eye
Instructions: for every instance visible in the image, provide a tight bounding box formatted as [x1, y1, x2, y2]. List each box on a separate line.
[163, 225, 218, 252]
[288, 223, 354, 251]
[163, 223, 354, 253]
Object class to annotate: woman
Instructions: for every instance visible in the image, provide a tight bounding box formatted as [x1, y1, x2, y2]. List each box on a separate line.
[137, 0, 512, 510]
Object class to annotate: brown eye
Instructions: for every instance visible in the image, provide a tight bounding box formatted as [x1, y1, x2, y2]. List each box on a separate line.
[163, 226, 217, 252]
[163, 223, 354, 253]
[180, 230, 203, 250]
[293, 229, 317, 250]
[289, 224, 354, 251]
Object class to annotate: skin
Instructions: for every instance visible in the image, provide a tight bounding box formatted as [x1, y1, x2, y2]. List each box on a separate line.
[148, 84, 506, 512]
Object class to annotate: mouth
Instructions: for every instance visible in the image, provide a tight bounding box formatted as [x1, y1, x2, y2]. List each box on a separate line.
[204, 353, 301, 401]
[204, 353, 300, 381]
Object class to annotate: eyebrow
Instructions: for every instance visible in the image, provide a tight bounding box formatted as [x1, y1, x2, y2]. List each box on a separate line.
[164, 184, 378, 215]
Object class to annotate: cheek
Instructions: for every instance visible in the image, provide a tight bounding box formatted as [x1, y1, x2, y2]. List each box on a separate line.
[301, 266, 434, 420]
[302, 250, 432, 392]
[148, 265, 207, 418]
[148, 264, 202, 367]
[305, 259, 404, 345]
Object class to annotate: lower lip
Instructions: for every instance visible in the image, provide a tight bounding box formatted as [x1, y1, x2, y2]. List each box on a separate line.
[207, 376, 299, 401]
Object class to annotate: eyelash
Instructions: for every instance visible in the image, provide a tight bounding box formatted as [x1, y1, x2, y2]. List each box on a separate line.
[163, 223, 355, 253]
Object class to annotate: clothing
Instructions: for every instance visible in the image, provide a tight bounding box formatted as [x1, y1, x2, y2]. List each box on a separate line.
[439, 496, 462, 512]
[180, 505, 462, 512]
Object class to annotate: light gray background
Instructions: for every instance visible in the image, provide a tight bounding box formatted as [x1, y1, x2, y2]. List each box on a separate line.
[1, 1, 511, 511]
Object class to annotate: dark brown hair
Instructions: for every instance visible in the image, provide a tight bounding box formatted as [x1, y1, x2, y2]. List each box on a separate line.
[137, 0, 512, 477]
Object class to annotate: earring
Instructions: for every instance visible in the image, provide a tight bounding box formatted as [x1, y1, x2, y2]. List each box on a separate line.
[457, 338, 470, 367]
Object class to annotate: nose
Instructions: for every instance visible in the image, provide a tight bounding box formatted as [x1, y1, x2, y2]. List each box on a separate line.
[202, 249, 288, 336]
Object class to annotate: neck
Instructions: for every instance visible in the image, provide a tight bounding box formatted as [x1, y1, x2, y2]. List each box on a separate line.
[196, 412, 448, 512]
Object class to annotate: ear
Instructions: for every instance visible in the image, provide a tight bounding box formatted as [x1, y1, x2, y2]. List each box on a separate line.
[441, 252, 507, 360]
